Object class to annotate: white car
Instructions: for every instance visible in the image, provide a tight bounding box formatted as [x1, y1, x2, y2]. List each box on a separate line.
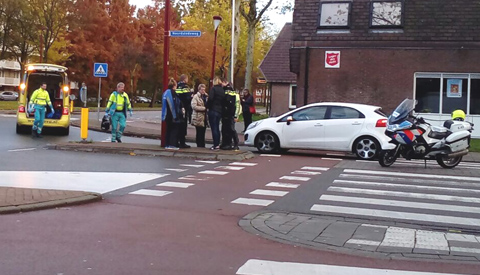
[244, 102, 389, 160]
[0, 91, 18, 101]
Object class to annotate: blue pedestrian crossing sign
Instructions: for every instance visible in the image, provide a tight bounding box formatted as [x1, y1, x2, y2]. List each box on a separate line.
[94, 63, 108, 77]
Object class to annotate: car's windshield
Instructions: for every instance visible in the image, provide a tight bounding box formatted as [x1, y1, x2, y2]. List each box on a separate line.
[388, 99, 416, 124]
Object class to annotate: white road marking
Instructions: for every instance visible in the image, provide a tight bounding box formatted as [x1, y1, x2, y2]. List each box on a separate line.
[266, 182, 300, 189]
[231, 198, 274, 206]
[250, 189, 289, 197]
[178, 175, 211, 181]
[195, 160, 219, 164]
[129, 189, 172, 197]
[327, 186, 480, 204]
[0, 171, 168, 194]
[301, 166, 330, 171]
[229, 162, 258, 166]
[0, 114, 16, 118]
[279, 176, 310, 181]
[215, 166, 245, 171]
[310, 204, 480, 227]
[346, 239, 381, 246]
[180, 164, 204, 168]
[291, 170, 321, 175]
[320, 195, 480, 214]
[236, 259, 463, 275]
[333, 179, 480, 194]
[165, 168, 188, 172]
[156, 182, 194, 188]
[198, 170, 229, 175]
[8, 148, 36, 152]
[260, 154, 281, 157]
[344, 169, 480, 182]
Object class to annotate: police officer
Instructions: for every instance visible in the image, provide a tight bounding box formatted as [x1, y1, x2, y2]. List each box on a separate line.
[175, 74, 192, 148]
[105, 82, 133, 143]
[29, 82, 55, 138]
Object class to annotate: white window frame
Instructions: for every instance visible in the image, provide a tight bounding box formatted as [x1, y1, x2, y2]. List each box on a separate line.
[289, 84, 297, 109]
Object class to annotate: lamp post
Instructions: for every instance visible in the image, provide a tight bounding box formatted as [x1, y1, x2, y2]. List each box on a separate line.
[209, 15, 222, 90]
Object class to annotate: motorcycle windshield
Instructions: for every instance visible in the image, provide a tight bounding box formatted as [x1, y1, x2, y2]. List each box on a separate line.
[388, 99, 416, 125]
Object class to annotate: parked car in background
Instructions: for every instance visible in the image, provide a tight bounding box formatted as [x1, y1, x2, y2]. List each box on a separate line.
[134, 96, 151, 103]
[243, 102, 389, 160]
[0, 91, 18, 101]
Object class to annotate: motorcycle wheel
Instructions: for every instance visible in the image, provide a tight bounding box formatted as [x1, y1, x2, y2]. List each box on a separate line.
[436, 155, 462, 169]
[379, 150, 397, 167]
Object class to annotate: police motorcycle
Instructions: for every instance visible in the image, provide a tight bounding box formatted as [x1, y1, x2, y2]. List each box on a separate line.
[378, 99, 473, 168]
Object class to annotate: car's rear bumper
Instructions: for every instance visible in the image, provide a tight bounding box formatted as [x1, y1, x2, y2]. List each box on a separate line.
[17, 112, 70, 128]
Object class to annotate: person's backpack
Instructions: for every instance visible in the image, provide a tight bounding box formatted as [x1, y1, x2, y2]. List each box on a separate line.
[101, 114, 111, 131]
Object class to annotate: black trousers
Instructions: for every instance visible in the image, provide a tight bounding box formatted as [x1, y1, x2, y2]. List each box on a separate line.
[243, 111, 252, 131]
[221, 117, 232, 147]
[166, 120, 179, 147]
[178, 120, 187, 145]
[195, 126, 206, 147]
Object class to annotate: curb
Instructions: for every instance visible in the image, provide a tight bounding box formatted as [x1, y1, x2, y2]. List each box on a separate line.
[0, 193, 102, 214]
[48, 143, 256, 161]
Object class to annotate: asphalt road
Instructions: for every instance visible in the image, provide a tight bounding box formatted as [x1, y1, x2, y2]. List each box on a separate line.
[1, 115, 479, 274]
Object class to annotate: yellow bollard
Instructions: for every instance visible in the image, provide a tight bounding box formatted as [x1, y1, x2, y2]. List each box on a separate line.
[70, 100, 74, 113]
[81, 107, 89, 140]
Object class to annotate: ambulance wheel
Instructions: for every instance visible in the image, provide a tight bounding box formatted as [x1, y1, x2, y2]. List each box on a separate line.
[16, 124, 28, 134]
[59, 127, 70, 136]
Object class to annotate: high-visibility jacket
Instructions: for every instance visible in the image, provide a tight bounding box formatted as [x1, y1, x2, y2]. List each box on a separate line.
[235, 93, 242, 118]
[106, 91, 132, 112]
[29, 88, 51, 106]
[175, 81, 191, 109]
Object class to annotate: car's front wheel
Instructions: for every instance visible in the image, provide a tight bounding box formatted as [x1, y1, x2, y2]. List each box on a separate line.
[353, 136, 380, 160]
[255, 131, 280, 153]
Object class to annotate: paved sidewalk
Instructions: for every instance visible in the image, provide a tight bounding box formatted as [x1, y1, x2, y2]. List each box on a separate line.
[0, 186, 101, 214]
[241, 211, 480, 263]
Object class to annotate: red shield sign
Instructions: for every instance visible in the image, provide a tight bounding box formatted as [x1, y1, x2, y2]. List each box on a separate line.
[326, 52, 339, 67]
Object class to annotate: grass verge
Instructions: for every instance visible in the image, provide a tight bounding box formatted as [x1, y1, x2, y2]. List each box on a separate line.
[0, 101, 18, 110]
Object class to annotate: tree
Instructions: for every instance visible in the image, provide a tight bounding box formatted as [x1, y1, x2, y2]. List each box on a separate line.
[240, 0, 273, 92]
[0, 0, 22, 59]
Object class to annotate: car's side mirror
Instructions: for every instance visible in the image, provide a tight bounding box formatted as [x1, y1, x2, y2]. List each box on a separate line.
[286, 116, 293, 125]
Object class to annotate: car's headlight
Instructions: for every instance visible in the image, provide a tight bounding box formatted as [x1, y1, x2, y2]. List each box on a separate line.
[246, 120, 263, 131]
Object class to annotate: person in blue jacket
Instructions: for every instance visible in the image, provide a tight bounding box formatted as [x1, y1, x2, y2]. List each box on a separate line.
[162, 78, 184, 149]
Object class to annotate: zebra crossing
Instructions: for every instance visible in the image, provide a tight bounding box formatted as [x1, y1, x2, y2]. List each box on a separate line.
[129, 160, 258, 198]
[310, 168, 480, 230]
[231, 166, 330, 207]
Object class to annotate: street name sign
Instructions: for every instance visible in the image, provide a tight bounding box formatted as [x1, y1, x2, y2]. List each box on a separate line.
[169, 31, 202, 38]
[94, 63, 108, 77]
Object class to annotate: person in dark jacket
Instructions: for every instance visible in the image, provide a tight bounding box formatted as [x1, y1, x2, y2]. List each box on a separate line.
[241, 88, 254, 132]
[220, 79, 239, 150]
[162, 79, 183, 149]
[176, 74, 191, 148]
[207, 76, 225, 150]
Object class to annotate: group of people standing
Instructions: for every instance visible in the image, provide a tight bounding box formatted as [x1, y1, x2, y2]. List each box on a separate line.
[162, 74, 254, 151]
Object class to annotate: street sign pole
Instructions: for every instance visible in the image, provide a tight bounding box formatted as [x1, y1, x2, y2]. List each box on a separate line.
[97, 78, 102, 121]
[161, 0, 171, 148]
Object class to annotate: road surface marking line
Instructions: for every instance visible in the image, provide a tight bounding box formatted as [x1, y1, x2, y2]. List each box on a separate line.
[129, 189, 172, 197]
[301, 166, 330, 171]
[215, 166, 245, 171]
[327, 186, 480, 204]
[250, 189, 289, 197]
[178, 175, 212, 181]
[346, 239, 381, 246]
[310, 204, 480, 227]
[344, 169, 480, 182]
[380, 227, 415, 248]
[322, 157, 343, 160]
[156, 182, 194, 188]
[320, 195, 480, 214]
[291, 170, 322, 175]
[165, 168, 188, 172]
[333, 179, 480, 194]
[260, 154, 281, 157]
[198, 170, 229, 175]
[451, 247, 480, 254]
[196, 160, 219, 164]
[415, 230, 449, 251]
[180, 164, 204, 168]
[360, 224, 388, 229]
[236, 259, 464, 275]
[0, 114, 16, 118]
[8, 148, 36, 152]
[231, 198, 274, 206]
[279, 176, 310, 181]
[229, 162, 258, 166]
[266, 182, 300, 189]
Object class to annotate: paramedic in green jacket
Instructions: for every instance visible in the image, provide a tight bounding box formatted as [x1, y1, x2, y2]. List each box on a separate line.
[105, 82, 133, 143]
[29, 82, 55, 138]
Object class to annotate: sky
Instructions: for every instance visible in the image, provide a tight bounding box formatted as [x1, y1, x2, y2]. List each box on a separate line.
[128, 0, 294, 32]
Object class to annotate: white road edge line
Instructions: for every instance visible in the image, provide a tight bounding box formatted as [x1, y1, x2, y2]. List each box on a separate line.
[8, 148, 36, 152]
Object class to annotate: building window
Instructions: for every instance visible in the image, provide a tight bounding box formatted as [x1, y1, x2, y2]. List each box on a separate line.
[289, 84, 297, 109]
[318, 2, 351, 29]
[370, 1, 403, 28]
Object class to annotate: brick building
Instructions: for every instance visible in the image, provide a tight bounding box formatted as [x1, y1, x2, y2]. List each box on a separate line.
[290, 0, 480, 137]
